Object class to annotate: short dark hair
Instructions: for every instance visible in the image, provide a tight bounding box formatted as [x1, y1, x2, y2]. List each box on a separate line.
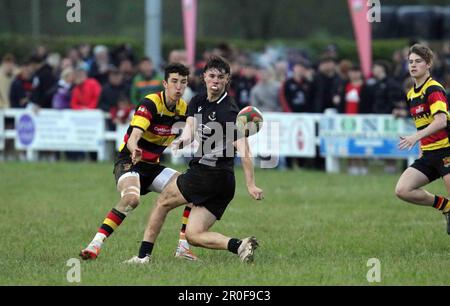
[294, 59, 310, 69]
[349, 64, 361, 72]
[164, 63, 190, 81]
[409, 44, 434, 65]
[108, 66, 120, 75]
[139, 56, 152, 64]
[29, 54, 46, 64]
[319, 56, 336, 65]
[203, 55, 230, 75]
[373, 60, 391, 74]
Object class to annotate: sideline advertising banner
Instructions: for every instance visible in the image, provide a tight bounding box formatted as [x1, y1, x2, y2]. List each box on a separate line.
[248, 112, 317, 158]
[15, 110, 105, 151]
[319, 115, 419, 158]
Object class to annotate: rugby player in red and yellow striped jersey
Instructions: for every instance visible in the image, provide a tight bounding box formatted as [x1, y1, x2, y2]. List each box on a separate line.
[396, 44, 450, 234]
[80, 63, 198, 261]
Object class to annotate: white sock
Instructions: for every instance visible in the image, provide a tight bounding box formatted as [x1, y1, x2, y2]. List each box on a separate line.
[178, 239, 190, 249]
[91, 233, 107, 247]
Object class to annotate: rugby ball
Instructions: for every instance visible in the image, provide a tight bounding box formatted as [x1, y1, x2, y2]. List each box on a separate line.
[236, 106, 263, 137]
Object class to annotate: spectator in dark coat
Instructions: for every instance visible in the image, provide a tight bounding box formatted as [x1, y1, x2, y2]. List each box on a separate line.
[365, 60, 404, 114]
[230, 64, 257, 110]
[30, 54, 57, 109]
[98, 68, 127, 112]
[10, 62, 34, 108]
[310, 57, 341, 113]
[279, 60, 312, 113]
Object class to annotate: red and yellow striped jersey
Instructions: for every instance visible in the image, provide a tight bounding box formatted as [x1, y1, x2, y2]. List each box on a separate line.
[407, 77, 450, 151]
[119, 91, 188, 163]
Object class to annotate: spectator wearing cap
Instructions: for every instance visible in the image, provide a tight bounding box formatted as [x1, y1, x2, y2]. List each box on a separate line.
[70, 66, 101, 110]
[0, 54, 18, 109]
[323, 44, 339, 60]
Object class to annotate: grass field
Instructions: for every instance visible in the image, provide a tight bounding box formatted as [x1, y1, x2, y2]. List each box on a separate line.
[1, 161, 450, 286]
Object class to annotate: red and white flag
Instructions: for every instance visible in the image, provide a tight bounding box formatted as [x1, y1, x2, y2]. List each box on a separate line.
[347, 0, 373, 79]
[182, 0, 197, 67]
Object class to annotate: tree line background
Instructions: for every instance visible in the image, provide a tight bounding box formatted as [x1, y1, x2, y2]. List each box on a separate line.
[0, 0, 448, 40]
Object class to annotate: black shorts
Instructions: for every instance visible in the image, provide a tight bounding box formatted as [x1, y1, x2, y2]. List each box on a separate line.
[113, 154, 173, 195]
[410, 147, 450, 182]
[176, 164, 236, 220]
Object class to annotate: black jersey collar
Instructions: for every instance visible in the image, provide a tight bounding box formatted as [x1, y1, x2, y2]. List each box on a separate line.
[208, 92, 228, 104]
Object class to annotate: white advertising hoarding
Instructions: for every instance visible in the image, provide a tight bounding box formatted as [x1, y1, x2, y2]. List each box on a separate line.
[319, 114, 419, 158]
[15, 110, 105, 151]
[248, 112, 317, 158]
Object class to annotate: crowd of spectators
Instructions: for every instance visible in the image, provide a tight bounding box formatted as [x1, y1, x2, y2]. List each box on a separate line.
[1, 40, 450, 169]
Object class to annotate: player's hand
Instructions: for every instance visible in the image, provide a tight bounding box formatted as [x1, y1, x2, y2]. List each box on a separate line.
[131, 148, 142, 164]
[171, 138, 185, 152]
[248, 185, 264, 201]
[398, 135, 418, 151]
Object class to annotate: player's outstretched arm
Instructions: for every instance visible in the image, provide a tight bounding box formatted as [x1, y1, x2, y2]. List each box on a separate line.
[127, 128, 144, 164]
[234, 136, 264, 201]
[172, 116, 196, 150]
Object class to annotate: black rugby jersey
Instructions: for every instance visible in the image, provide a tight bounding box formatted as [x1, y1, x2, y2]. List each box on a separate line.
[187, 92, 240, 172]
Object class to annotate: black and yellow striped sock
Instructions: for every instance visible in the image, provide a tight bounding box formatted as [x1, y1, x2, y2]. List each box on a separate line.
[433, 196, 450, 213]
[98, 208, 126, 238]
[179, 206, 191, 240]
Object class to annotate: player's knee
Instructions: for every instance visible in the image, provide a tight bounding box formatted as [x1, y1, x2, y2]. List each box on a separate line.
[123, 195, 140, 209]
[185, 230, 200, 247]
[395, 184, 410, 201]
[118, 186, 141, 210]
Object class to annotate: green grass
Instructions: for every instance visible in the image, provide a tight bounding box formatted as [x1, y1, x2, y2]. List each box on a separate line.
[1, 162, 450, 285]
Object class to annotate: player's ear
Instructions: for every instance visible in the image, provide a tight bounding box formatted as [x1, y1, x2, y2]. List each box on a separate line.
[201, 72, 206, 84]
[225, 74, 231, 89]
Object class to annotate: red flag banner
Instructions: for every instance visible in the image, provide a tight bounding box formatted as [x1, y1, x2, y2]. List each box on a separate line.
[182, 0, 197, 67]
[347, 0, 373, 79]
